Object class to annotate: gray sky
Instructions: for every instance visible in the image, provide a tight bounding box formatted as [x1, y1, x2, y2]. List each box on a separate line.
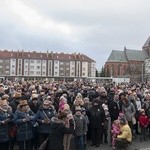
[0, 0, 150, 70]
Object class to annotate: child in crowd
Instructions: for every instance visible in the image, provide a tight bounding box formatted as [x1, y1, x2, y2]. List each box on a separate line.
[73, 106, 86, 150]
[81, 107, 89, 150]
[111, 119, 121, 149]
[139, 109, 149, 141]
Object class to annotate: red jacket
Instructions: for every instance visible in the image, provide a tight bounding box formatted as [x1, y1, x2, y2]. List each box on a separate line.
[139, 114, 149, 127]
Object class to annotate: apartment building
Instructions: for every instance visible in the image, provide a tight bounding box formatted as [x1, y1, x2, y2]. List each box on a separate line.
[0, 50, 96, 80]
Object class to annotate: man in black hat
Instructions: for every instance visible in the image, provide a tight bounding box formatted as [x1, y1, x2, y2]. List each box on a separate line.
[89, 99, 105, 147]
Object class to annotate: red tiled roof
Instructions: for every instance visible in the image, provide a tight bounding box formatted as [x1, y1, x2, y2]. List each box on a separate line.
[0, 50, 95, 62]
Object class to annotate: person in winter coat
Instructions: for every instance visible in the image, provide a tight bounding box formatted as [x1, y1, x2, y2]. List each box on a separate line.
[73, 106, 86, 150]
[0, 100, 13, 150]
[59, 101, 74, 150]
[111, 119, 121, 149]
[81, 107, 89, 150]
[13, 100, 35, 150]
[72, 93, 84, 114]
[9, 92, 22, 113]
[122, 97, 136, 134]
[28, 94, 40, 150]
[116, 117, 132, 150]
[36, 100, 55, 146]
[102, 104, 111, 145]
[139, 109, 149, 141]
[108, 93, 120, 122]
[89, 99, 106, 147]
[28, 94, 40, 114]
[46, 111, 74, 150]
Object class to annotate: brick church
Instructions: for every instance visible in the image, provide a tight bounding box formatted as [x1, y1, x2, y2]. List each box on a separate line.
[105, 36, 150, 80]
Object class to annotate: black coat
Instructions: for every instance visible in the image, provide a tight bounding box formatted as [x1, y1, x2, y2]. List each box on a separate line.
[108, 100, 120, 122]
[46, 117, 73, 150]
[89, 105, 105, 128]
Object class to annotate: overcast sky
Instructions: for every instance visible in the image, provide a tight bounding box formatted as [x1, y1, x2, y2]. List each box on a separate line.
[0, 0, 150, 70]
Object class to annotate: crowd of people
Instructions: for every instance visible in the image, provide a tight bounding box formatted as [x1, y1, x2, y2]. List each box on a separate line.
[0, 79, 150, 150]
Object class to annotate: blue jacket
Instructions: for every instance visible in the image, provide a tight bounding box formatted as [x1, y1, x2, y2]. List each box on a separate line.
[36, 107, 55, 133]
[13, 108, 35, 141]
[0, 111, 13, 142]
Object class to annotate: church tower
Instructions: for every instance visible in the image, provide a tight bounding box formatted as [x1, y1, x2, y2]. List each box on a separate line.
[142, 36, 150, 56]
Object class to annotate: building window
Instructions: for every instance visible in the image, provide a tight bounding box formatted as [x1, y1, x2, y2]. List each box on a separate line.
[60, 62, 64, 65]
[25, 71, 28, 75]
[60, 73, 64, 76]
[6, 60, 9, 63]
[36, 71, 41, 75]
[30, 66, 34, 69]
[66, 67, 69, 70]
[25, 59, 28, 63]
[55, 61, 58, 64]
[66, 62, 69, 65]
[71, 72, 74, 76]
[55, 66, 58, 69]
[60, 67, 63, 70]
[12, 71, 15, 74]
[55, 72, 58, 75]
[6, 66, 9, 69]
[42, 66, 46, 70]
[37, 66, 41, 69]
[30, 60, 34, 63]
[118, 64, 122, 76]
[42, 60, 46, 64]
[37, 60, 41, 63]
[5, 71, 9, 74]
[30, 71, 33, 75]
[82, 67, 85, 71]
[12, 65, 15, 68]
[66, 73, 69, 76]
[42, 72, 46, 75]
[25, 65, 28, 69]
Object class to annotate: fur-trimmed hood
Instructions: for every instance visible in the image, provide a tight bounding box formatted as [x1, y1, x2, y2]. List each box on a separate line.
[50, 117, 65, 131]
[51, 117, 64, 124]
